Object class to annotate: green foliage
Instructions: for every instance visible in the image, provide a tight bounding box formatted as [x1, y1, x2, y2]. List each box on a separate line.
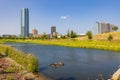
[0, 45, 39, 73]
[112, 26, 119, 31]
[61, 35, 66, 39]
[71, 30, 77, 38]
[108, 35, 113, 41]
[67, 29, 71, 37]
[41, 33, 47, 39]
[1, 38, 120, 56]
[86, 31, 92, 40]
[67, 30, 77, 38]
[6, 67, 16, 73]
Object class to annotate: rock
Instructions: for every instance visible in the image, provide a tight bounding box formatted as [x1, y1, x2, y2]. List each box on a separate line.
[22, 73, 35, 80]
[50, 64, 58, 68]
[50, 62, 64, 68]
[58, 62, 64, 66]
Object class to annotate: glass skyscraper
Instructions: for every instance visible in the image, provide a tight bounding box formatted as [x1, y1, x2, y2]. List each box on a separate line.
[21, 8, 29, 37]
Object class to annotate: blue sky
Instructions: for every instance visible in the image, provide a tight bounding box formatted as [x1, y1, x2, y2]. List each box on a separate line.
[0, 0, 120, 35]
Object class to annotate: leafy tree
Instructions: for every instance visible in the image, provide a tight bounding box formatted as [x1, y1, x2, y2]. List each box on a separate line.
[67, 29, 71, 37]
[86, 31, 92, 40]
[61, 35, 66, 39]
[67, 30, 77, 38]
[41, 32, 47, 39]
[108, 35, 113, 41]
[71, 30, 74, 38]
[112, 26, 119, 31]
[71, 31, 77, 38]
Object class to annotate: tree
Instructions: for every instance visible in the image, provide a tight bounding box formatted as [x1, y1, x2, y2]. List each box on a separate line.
[71, 30, 74, 38]
[67, 30, 77, 38]
[41, 32, 47, 39]
[108, 35, 113, 41]
[86, 31, 92, 40]
[112, 26, 119, 31]
[67, 29, 71, 37]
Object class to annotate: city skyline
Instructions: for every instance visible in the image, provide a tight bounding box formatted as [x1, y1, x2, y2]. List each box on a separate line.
[94, 22, 116, 34]
[0, 0, 120, 35]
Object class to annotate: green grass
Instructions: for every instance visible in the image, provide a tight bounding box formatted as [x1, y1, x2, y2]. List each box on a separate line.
[0, 44, 38, 73]
[0, 39, 120, 52]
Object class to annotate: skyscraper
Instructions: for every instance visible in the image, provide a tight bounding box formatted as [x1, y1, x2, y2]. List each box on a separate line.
[51, 26, 56, 36]
[21, 8, 29, 37]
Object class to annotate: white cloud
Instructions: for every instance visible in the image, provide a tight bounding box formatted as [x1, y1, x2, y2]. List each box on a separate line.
[60, 16, 68, 19]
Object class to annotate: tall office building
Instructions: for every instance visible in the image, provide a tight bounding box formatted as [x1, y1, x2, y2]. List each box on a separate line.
[94, 22, 115, 34]
[51, 26, 56, 36]
[21, 8, 29, 37]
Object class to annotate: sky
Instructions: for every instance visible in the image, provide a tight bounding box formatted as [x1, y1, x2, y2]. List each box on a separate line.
[0, 0, 120, 35]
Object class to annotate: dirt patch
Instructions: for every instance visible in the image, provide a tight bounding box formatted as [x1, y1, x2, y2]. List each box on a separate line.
[0, 57, 50, 80]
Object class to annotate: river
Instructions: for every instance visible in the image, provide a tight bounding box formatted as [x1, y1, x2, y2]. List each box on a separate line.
[6, 43, 120, 80]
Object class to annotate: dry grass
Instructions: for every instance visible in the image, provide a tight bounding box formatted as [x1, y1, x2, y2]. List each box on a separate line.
[93, 31, 120, 41]
[76, 31, 120, 41]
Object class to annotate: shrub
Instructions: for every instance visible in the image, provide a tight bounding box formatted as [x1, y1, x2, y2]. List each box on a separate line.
[86, 31, 92, 40]
[108, 35, 113, 41]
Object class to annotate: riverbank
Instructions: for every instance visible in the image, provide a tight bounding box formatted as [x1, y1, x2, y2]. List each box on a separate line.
[0, 57, 47, 80]
[1, 39, 120, 52]
[0, 44, 48, 80]
[111, 67, 120, 80]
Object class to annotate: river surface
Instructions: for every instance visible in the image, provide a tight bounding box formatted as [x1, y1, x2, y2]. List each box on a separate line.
[6, 43, 120, 80]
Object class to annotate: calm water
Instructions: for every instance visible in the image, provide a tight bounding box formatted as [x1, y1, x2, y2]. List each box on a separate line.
[6, 43, 120, 80]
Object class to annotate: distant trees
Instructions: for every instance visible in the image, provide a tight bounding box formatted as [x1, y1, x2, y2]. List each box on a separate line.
[41, 32, 47, 39]
[112, 26, 119, 31]
[86, 31, 92, 40]
[108, 35, 113, 41]
[67, 30, 77, 38]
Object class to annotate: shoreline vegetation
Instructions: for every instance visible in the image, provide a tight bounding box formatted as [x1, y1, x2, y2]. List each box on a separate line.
[0, 44, 47, 80]
[0, 39, 120, 52]
[0, 31, 120, 52]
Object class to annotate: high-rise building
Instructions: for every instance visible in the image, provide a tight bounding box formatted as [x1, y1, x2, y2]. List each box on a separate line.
[21, 8, 29, 37]
[51, 26, 56, 36]
[94, 22, 115, 34]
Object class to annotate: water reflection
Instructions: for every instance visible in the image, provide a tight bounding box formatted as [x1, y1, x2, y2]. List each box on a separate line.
[6, 43, 120, 80]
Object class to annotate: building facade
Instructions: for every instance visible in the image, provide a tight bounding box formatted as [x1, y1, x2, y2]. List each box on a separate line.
[32, 28, 38, 35]
[94, 22, 115, 34]
[21, 8, 29, 37]
[51, 26, 56, 37]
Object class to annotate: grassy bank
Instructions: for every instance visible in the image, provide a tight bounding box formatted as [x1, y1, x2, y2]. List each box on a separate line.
[0, 44, 38, 73]
[0, 39, 120, 52]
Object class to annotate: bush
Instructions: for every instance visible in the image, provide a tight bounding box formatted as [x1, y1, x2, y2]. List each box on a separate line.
[108, 35, 113, 41]
[86, 31, 92, 40]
